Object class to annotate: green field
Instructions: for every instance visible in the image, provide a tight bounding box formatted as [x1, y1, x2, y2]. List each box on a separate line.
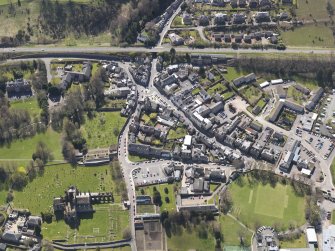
[167, 127, 188, 140]
[223, 67, 246, 82]
[10, 98, 41, 119]
[220, 215, 252, 247]
[331, 158, 335, 186]
[287, 86, 308, 105]
[229, 176, 306, 230]
[192, 87, 201, 95]
[222, 91, 235, 101]
[81, 112, 127, 149]
[167, 230, 216, 251]
[128, 154, 151, 163]
[0, 128, 62, 162]
[279, 234, 307, 248]
[282, 25, 335, 48]
[43, 204, 129, 243]
[207, 82, 228, 95]
[137, 184, 177, 212]
[11, 164, 120, 214]
[240, 85, 263, 105]
[136, 204, 156, 214]
[296, 0, 335, 20]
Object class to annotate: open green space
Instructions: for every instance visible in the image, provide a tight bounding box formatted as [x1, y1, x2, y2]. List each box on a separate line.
[207, 82, 228, 95]
[137, 184, 178, 212]
[239, 85, 263, 105]
[171, 16, 186, 28]
[81, 112, 127, 149]
[220, 215, 252, 247]
[222, 91, 235, 101]
[229, 176, 306, 230]
[0, 128, 62, 162]
[279, 234, 307, 248]
[287, 86, 308, 105]
[128, 154, 151, 163]
[136, 204, 156, 214]
[10, 97, 41, 119]
[12, 164, 120, 214]
[167, 127, 188, 140]
[43, 204, 129, 243]
[282, 25, 335, 48]
[296, 0, 335, 20]
[167, 230, 216, 251]
[192, 87, 201, 95]
[223, 67, 246, 82]
[331, 158, 335, 188]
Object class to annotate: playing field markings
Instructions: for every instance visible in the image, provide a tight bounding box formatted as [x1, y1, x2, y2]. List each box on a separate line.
[254, 184, 286, 219]
[93, 228, 99, 234]
[284, 194, 289, 209]
[248, 190, 254, 204]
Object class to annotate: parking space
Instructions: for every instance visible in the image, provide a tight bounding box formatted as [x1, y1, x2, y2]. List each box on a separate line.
[304, 131, 334, 160]
[132, 160, 170, 186]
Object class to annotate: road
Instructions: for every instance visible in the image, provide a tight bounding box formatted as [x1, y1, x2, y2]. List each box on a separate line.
[4, 45, 335, 56]
[158, 5, 183, 46]
[233, 96, 334, 194]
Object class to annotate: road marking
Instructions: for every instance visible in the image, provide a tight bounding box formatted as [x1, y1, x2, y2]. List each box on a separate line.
[248, 189, 254, 204]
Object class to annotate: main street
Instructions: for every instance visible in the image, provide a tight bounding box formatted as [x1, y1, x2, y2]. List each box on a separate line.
[3, 45, 335, 56]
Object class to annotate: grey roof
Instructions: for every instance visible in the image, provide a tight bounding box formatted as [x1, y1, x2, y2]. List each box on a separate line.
[1, 232, 22, 244]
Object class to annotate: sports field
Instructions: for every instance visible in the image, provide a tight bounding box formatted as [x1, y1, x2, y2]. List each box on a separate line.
[229, 176, 306, 229]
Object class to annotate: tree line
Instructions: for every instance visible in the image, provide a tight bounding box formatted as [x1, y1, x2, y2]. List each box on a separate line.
[236, 56, 335, 88]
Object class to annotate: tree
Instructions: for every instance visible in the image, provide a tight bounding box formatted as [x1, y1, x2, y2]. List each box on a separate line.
[165, 197, 170, 203]
[170, 47, 176, 64]
[220, 189, 233, 214]
[153, 190, 162, 206]
[113, 127, 120, 137]
[122, 227, 132, 239]
[32, 141, 54, 164]
[164, 187, 169, 194]
[6, 191, 14, 203]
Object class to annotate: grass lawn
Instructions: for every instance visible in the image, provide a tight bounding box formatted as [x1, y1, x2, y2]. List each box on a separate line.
[137, 184, 178, 212]
[171, 16, 186, 28]
[222, 91, 235, 101]
[136, 204, 156, 214]
[0, 190, 7, 205]
[255, 98, 267, 110]
[294, 76, 319, 91]
[10, 98, 41, 119]
[239, 85, 263, 105]
[12, 164, 121, 214]
[287, 86, 308, 105]
[229, 176, 306, 230]
[167, 230, 216, 251]
[281, 25, 335, 48]
[279, 234, 307, 248]
[43, 204, 129, 243]
[0, 128, 62, 162]
[167, 127, 188, 140]
[331, 158, 335, 188]
[220, 215, 252, 247]
[207, 82, 228, 95]
[192, 87, 201, 95]
[81, 112, 127, 149]
[296, 0, 335, 20]
[224, 67, 246, 82]
[128, 154, 151, 162]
